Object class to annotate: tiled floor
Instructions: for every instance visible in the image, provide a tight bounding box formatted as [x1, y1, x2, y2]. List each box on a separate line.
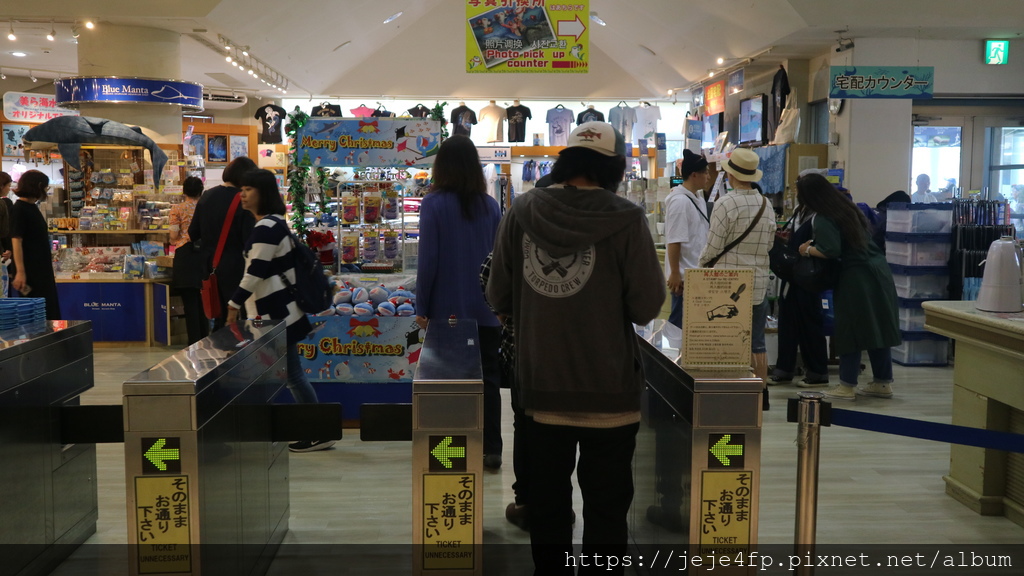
[68, 343, 1023, 568]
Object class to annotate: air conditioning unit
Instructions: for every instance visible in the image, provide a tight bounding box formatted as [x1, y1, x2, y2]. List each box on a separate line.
[202, 91, 248, 110]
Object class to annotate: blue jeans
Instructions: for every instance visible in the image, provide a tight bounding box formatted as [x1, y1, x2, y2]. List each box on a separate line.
[839, 347, 893, 386]
[751, 299, 769, 353]
[286, 340, 319, 404]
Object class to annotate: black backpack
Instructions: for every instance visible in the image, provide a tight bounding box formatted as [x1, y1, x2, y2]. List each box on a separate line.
[280, 233, 333, 314]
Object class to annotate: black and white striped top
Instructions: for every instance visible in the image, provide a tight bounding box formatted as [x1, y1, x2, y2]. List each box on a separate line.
[229, 214, 310, 341]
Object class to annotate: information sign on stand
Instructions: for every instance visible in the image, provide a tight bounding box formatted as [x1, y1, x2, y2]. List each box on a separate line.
[681, 268, 754, 368]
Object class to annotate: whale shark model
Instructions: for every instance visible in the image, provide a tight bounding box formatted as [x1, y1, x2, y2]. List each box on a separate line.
[22, 116, 168, 185]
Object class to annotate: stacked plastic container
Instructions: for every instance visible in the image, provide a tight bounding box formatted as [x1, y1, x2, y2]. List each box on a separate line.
[0, 298, 48, 331]
[884, 203, 953, 366]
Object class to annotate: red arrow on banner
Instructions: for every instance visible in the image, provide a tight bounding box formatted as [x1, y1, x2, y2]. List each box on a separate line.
[557, 15, 586, 42]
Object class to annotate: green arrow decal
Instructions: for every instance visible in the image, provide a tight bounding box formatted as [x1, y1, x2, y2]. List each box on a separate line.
[710, 434, 743, 466]
[145, 438, 181, 471]
[430, 436, 466, 469]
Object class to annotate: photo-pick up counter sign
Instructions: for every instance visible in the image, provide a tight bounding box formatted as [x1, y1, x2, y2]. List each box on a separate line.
[430, 435, 467, 472]
[143, 437, 181, 474]
[709, 433, 745, 468]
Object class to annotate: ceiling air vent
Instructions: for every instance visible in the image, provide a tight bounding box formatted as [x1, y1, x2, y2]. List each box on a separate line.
[202, 91, 248, 110]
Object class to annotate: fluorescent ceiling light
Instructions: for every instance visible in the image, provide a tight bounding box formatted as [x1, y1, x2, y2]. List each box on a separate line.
[590, 12, 606, 26]
[383, 12, 403, 24]
[11, 51, 26, 57]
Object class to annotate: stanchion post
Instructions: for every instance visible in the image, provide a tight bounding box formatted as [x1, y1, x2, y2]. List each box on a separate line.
[792, 391, 828, 576]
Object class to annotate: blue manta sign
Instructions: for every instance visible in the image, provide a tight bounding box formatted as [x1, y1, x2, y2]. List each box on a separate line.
[54, 77, 204, 112]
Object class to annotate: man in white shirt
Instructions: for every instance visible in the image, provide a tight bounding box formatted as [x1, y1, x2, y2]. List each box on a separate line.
[663, 150, 711, 349]
[911, 173, 938, 203]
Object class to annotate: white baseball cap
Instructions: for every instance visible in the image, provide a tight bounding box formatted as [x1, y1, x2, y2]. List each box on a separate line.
[564, 121, 626, 157]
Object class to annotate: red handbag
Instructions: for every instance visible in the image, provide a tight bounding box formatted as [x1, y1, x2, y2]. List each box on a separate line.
[201, 194, 241, 320]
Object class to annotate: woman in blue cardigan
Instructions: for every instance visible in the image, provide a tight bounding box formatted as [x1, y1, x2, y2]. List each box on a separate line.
[415, 135, 504, 468]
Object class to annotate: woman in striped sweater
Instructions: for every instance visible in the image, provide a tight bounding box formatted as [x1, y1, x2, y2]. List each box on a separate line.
[226, 169, 334, 452]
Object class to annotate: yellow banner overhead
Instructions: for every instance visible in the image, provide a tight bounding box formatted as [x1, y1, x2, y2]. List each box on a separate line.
[466, 1, 589, 73]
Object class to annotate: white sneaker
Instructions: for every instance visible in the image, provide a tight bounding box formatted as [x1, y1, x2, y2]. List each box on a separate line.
[856, 381, 893, 398]
[823, 384, 856, 401]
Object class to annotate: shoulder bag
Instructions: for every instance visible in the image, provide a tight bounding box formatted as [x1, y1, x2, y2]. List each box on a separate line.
[768, 217, 799, 282]
[704, 195, 767, 268]
[201, 193, 241, 320]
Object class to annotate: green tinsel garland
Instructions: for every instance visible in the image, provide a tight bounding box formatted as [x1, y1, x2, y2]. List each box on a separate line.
[285, 106, 311, 238]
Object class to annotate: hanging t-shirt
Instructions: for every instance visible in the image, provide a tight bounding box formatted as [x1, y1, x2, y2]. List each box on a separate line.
[545, 107, 574, 146]
[633, 105, 661, 143]
[505, 105, 532, 142]
[450, 105, 477, 137]
[577, 108, 605, 124]
[608, 105, 637, 143]
[350, 105, 375, 117]
[311, 103, 341, 117]
[254, 104, 287, 144]
[371, 108, 396, 118]
[477, 104, 507, 143]
[408, 104, 431, 118]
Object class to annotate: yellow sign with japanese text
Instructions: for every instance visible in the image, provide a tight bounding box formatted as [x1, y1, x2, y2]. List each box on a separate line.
[466, 1, 589, 73]
[682, 268, 754, 368]
[698, 470, 753, 555]
[135, 476, 191, 574]
[422, 474, 476, 570]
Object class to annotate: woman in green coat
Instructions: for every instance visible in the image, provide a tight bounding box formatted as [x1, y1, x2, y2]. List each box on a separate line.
[795, 174, 901, 401]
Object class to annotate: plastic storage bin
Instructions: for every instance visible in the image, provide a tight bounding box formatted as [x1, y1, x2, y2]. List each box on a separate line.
[892, 330, 949, 366]
[884, 203, 954, 234]
[885, 232, 952, 267]
[889, 264, 949, 299]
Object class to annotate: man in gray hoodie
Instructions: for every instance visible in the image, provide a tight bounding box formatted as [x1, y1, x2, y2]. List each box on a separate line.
[487, 122, 665, 575]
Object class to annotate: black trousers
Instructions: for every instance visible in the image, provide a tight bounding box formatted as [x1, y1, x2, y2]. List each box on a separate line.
[478, 325, 503, 456]
[774, 284, 829, 376]
[178, 287, 209, 345]
[529, 421, 639, 576]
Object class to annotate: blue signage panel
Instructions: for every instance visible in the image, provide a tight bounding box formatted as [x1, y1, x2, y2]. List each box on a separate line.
[54, 77, 204, 111]
[830, 66, 934, 99]
[58, 282, 147, 341]
[295, 118, 440, 168]
[153, 283, 169, 346]
[297, 315, 421, 383]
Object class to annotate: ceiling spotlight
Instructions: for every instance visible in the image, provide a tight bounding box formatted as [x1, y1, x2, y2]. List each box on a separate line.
[242, 47, 249, 56]
[666, 89, 673, 96]
[717, 57, 725, 65]
[589, 11, 606, 26]
[7, 22, 15, 41]
[708, 70, 715, 77]
[84, 20, 95, 29]
[223, 43, 230, 50]
[225, 55, 232, 62]
[0, 69, 5, 80]
[238, 65, 244, 72]
[29, 71, 36, 82]
[47, 22, 55, 41]
[231, 61, 238, 67]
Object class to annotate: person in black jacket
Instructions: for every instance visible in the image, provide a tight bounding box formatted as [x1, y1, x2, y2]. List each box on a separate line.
[11, 170, 60, 319]
[188, 157, 257, 331]
[0, 171, 13, 296]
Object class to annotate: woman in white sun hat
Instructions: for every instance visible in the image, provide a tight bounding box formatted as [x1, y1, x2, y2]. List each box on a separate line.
[699, 147, 776, 409]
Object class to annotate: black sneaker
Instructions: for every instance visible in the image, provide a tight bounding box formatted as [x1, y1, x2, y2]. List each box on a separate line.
[289, 440, 336, 452]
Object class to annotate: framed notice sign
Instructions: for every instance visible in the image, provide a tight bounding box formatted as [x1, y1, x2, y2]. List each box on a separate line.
[681, 268, 754, 368]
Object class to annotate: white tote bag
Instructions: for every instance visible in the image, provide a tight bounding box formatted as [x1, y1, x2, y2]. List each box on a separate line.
[772, 89, 800, 145]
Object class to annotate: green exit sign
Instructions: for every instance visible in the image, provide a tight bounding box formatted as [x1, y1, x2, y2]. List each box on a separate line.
[986, 40, 1009, 65]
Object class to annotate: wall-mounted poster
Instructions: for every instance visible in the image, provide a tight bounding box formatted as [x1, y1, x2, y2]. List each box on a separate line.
[2, 123, 30, 157]
[207, 135, 228, 163]
[229, 135, 248, 161]
[187, 134, 206, 159]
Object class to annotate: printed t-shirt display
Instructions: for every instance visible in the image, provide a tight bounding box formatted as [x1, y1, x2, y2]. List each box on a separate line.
[577, 107, 605, 124]
[633, 104, 661, 144]
[545, 106, 574, 146]
[450, 105, 478, 137]
[505, 104, 532, 142]
[608, 105, 637, 143]
[477, 103, 507, 143]
[254, 104, 287, 144]
[371, 108, 396, 118]
[408, 104, 431, 118]
[350, 105, 375, 118]
[311, 103, 342, 117]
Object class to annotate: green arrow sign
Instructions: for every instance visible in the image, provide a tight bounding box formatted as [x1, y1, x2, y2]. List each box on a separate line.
[144, 438, 181, 473]
[428, 434, 468, 471]
[709, 434, 744, 467]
